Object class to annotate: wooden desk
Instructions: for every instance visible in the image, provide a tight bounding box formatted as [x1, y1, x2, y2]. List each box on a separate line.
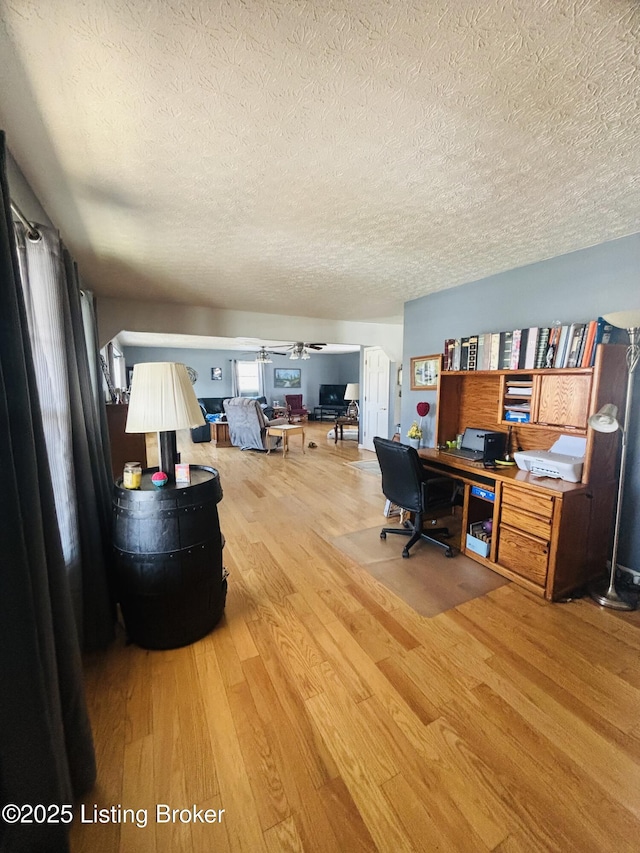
[334, 416, 359, 443]
[266, 424, 306, 455]
[426, 344, 627, 601]
[418, 447, 602, 601]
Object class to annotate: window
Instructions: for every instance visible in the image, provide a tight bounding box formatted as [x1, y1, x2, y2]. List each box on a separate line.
[236, 360, 260, 396]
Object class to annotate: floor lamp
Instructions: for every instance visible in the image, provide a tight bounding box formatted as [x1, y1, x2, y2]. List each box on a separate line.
[125, 362, 205, 483]
[587, 309, 640, 611]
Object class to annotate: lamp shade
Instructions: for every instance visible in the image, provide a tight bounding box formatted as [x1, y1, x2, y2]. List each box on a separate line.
[125, 362, 205, 433]
[602, 310, 640, 330]
[588, 403, 620, 433]
[344, 383, 359, 400]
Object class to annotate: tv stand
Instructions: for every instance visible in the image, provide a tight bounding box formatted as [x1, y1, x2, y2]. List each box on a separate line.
[314, 405, 347, 421]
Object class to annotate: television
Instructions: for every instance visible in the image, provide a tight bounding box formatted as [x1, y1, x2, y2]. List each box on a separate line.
[319, 384, 347, 407]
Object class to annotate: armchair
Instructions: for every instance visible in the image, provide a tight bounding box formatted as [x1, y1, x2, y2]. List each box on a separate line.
[223, 397, 288, 451]
[285, 394, 309, 423]
[373, 436, 460, 558]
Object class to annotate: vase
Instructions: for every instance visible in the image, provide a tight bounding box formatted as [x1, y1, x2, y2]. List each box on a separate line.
[408, 438, 420, 449]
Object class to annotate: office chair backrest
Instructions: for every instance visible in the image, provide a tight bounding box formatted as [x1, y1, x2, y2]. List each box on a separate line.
[373, 436, 425, 514]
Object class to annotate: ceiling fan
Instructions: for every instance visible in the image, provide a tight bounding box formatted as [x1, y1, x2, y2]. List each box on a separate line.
[287, 342, 327, 360]
[248, 345, 288, 363]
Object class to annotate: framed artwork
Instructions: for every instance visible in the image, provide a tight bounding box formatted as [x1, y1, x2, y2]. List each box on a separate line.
[410, 354, 441, 390]
[211, 367, 222, 380]
[274, 368, 301, 388]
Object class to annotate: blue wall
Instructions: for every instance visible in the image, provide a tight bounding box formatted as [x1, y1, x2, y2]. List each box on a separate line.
[122, 346, 360, 410]
[402, 233, 640, 570]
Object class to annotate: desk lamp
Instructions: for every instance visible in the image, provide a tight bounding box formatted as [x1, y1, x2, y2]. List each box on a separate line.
[587, 309, 640, 610]
[344, 383, 360, 418]
[125, 362, 205, 483]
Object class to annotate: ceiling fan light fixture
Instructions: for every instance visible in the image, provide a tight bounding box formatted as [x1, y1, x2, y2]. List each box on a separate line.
[301, 348, 310, 360]
[289, 350, 299, 360]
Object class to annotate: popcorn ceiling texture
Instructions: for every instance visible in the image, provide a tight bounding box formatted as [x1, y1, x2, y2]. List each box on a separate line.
[0, 0, 638, 322]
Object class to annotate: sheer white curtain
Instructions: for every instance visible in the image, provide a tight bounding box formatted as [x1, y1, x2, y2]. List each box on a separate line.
[15, 226, 80, 574]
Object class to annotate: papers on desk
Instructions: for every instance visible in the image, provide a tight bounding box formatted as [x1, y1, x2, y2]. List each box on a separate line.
[550, 435, 587, 457]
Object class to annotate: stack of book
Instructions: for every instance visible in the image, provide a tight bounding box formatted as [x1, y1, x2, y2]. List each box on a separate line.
[443, 317, 614, 372]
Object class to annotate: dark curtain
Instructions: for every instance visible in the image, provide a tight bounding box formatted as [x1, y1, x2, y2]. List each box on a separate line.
[62, 250, 115, 650]
[0, 132, 96, 852]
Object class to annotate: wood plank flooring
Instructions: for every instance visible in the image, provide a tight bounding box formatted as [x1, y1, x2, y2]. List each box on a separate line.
[71, 422, 640, 852]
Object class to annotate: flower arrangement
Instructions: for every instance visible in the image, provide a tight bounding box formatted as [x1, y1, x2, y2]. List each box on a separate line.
[407, 421, 422, 440]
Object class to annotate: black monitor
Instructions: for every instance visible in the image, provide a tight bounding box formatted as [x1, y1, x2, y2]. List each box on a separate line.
[319, 384, 347, 407]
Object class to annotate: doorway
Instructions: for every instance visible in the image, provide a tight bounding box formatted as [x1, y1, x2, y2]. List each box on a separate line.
[362, 347, 391, 451]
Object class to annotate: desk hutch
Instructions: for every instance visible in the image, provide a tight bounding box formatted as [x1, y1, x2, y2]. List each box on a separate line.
[419, 344, 627, 600]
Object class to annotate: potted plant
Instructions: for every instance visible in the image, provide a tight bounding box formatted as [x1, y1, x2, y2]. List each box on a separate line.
[407, 421, 422, 449]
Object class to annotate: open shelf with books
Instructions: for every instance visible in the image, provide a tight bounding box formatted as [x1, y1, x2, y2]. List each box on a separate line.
[443, 317, 615, 373]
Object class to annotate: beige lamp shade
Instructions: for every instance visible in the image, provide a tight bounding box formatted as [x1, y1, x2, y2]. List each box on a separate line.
[125, 362, 205, 433]
[588, 403, 620, 433]
[344, 383, 360, 400]
[603, 310, 640, 330]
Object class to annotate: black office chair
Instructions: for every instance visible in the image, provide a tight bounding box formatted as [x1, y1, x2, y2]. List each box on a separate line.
[373, 436, 460, 558]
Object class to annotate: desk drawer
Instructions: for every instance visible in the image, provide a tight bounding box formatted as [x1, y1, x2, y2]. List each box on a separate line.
[501, 484, 554, 519]
[500, 505, 551, 540]
[497, 525, 549, 586]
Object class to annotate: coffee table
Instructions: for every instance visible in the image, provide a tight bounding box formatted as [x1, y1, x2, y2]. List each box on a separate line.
[266, 424, 306, 455]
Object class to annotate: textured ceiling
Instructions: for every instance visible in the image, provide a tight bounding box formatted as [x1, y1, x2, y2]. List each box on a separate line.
[1, 0, 639, 323]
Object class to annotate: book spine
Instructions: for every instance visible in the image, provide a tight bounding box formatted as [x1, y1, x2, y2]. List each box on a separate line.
[580, 320, 597, 367]
[443, 339, 455, 371]
[591, 317, 613, 365]
[566, 324, 585, 367]
[534, 328, 550, 368]
[509, 329, 522, 370]
[467, 334, 479, 371]
[482, 333, 493, 370]
[500, 331, 513, 370]
[524, 327, 538, 369]
[476, 335, 485, 372]
[452, 339, 461, 371]
[460, 337, 470, 371]
[553, 325, 569, 368]
[489, 333, 501, 370]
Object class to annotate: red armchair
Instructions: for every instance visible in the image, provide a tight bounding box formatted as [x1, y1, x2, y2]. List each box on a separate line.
[285, 394, 309, 423]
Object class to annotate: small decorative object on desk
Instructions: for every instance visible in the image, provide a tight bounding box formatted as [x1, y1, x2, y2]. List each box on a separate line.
[151, 471, 168, 488]
[175, 463, 191, 485]
[407, 421, 422, 449]
[123, 462, 142, 490]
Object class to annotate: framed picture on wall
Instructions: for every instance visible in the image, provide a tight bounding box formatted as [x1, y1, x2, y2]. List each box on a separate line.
[274, 368, 301, 388]
[410, 354, 441, 390]
[211, 367, 222, 380]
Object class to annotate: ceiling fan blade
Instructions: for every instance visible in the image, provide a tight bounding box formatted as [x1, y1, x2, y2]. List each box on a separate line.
[307, 343, 326, 349]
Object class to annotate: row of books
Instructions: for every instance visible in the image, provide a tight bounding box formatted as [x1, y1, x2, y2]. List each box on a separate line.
[443, 318, 614, 372]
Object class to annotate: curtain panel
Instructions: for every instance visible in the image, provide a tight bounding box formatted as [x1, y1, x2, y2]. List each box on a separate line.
[0, 131, 108, 852]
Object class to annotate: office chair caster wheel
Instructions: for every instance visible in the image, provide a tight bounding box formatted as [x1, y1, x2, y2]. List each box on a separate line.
[444, 547, 454, 558]
[402, 520, 412, 529]
[402, 548, 410, 558]
[380, 531, 386, 540]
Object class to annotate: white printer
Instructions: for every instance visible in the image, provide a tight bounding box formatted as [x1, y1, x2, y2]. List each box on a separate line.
[514, 435, 587, 483]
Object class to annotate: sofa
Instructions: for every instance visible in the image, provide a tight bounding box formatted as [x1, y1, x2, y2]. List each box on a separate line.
[223, 397, 288, 451]
[191, 398, 227, 443]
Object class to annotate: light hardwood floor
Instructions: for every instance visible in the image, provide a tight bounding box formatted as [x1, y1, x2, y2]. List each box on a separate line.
[71, 421, 640, 852]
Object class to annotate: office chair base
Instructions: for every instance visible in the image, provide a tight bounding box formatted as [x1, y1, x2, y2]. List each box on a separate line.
[380, 525, 454, 558]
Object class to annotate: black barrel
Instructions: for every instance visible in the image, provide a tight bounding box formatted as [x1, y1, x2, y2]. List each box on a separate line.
[112, 465, 227, 649]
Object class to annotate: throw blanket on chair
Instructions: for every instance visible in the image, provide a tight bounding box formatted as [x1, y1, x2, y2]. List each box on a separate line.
[223, 397, 288, 451]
